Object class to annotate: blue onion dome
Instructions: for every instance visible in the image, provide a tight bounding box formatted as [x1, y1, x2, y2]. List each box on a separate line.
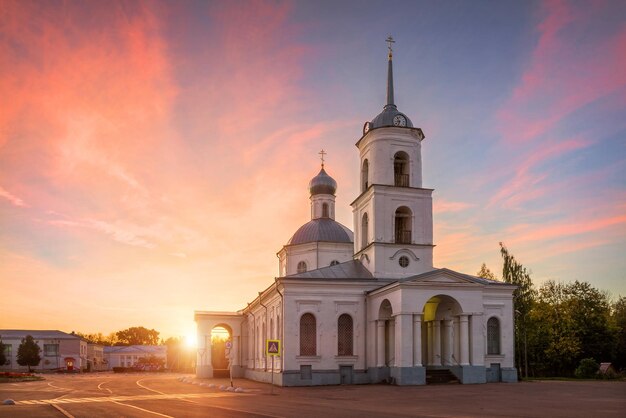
[309, 168, 337, 196]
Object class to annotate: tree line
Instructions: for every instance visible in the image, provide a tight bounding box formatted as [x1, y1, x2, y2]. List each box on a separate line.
[76, 326, 195, 372]
[478, 244, 626, 377]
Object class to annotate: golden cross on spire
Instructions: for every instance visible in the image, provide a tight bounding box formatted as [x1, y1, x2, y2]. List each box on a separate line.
[386, 35, 395, 57]
[319, 149, 327, 168]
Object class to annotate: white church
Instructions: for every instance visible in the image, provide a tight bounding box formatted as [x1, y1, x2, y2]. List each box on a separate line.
[195, 39, 518, 386]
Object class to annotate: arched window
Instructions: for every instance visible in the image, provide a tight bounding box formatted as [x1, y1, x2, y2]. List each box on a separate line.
[394, 206, 412, 244]
[300, 313, 317, 356]
[297, 261, 307, 274]
[337, 314, 354, 356]
[361, 159, 369, 191]
[322, 202, 329, 218]
[394, 152, 409, 187]
[487, 317, 500, 355]
[361, 213, 369, 249]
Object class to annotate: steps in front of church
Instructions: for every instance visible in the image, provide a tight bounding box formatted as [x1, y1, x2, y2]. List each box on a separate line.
[425, 369, 460, 384]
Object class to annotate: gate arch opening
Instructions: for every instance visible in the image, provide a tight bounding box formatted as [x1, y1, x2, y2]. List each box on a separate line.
[210, 324, 232, 377]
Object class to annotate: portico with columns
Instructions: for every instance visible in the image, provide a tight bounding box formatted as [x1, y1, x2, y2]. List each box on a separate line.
[366, 268, 516, 384]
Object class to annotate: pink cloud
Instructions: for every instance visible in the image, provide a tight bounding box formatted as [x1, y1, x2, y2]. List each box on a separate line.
[507, 213, 626, 245]
[0, 186, 27, 207]
[487, 137, 591, 209]
[433, 198, 476, 214]
[497, 1, 626, 144]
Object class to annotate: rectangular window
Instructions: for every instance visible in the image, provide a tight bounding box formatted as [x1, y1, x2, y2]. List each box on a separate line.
[44, 344, 59, 357]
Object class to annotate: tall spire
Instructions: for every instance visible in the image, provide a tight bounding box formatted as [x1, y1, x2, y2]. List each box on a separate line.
[385, 36, 396, 110]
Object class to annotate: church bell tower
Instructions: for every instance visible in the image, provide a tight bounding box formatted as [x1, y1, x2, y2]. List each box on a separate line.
[352, 37, 434, 278]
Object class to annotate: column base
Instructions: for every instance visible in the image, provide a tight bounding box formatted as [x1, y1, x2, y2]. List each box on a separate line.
[367, 366, 390, 383]
[390, 366, 426, 385]
[196, 365, 213, 378]
[449, 365, 486, 384]
[500, 367, 518, 383]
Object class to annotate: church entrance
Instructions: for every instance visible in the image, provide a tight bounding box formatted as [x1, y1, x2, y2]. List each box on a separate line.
[421, 295, 463, 370]
[210, 325, 232, 378]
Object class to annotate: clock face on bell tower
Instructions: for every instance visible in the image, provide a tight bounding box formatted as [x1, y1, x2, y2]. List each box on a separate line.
[393, 114, 407, 127]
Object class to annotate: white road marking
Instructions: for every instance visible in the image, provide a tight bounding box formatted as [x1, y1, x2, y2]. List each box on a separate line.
[51, 403, 75, 418]
[47, 382, 73, 392]
[137, 377, 201, 404]
[111, 400, 175, 418]
[136, 378, 165, 395]
[14, 391, 236, 405]
[97, 380, 113, 394]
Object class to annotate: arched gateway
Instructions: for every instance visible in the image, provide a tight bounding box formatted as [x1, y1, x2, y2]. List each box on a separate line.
[195, 39, 517, 386]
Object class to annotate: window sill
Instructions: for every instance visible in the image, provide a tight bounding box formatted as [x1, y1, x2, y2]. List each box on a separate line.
[334, 355, 358, 363]
[296, 356, 321, 363]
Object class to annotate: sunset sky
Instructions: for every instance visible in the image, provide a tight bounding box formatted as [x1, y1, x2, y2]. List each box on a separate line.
[1, 0, 625, 342]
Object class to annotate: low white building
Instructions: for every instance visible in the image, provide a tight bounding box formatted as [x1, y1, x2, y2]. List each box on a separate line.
[103, 345, 167, 369]
[0, 330, 89, 372]
[195, 40, 517, 386]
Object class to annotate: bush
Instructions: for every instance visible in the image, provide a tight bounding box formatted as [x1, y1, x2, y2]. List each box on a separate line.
[575, 358, 599, 379]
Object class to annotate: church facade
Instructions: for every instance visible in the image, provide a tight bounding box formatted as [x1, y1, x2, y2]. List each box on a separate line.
[195, 41, 518, 386]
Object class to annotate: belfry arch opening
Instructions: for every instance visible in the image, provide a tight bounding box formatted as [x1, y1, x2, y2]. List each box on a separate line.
[421, 295, 463, 369]
[394, 206, 412, 244]
[210, 325, 232, 377]
[361, 159, 369, 191]
[361, 212, 369, 249]
[394, 151, 409, 187]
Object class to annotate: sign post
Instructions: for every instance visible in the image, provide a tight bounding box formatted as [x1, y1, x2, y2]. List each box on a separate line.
[226, 340, 233, 387]
[266, 339, 281, 395]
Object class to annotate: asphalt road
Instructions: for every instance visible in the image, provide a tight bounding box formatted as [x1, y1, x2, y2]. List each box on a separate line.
[0, 373, 625, 417]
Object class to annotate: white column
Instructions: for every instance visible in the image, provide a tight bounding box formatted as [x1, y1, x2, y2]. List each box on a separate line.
[459, 314, 470, 366]
[376, 320, 386, 367]
[442, 320, 453, 366]
[453, 317, 460, 364]
[388, 319, 396, 366]
[433, 320, 442, 366]
[395, 314, 412, 368]
[231, 336, 240, 367]
[427, 321, 433, 365]
[413, 314, 422, 366]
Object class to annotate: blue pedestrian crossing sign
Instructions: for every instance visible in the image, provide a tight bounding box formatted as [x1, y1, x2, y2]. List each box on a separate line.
[266, 339, 280, 356]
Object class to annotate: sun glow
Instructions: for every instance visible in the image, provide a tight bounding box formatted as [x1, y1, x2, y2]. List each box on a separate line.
[185, 332, 197, 348]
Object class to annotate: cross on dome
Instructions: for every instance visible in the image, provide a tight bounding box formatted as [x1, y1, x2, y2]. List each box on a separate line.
[386, 35, 395, 57]
[319, 149, 327, 168]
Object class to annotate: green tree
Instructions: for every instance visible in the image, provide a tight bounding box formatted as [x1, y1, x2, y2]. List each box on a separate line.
[563, 281, 615, 363]
[529, 280, 615, 376]
[116, 327, 160, 346]
[612, 296, 626, 370]
[76, 332, 118, 346]
[137, 355, 165, 369]
[477, 263, 498, 280]
[0, 337, 6, 366]
[17, 335, 41, 372]
[499, 243, 535, 378]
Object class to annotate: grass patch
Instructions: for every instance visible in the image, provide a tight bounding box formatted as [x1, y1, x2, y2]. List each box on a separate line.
[0, 376, 44, 383]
